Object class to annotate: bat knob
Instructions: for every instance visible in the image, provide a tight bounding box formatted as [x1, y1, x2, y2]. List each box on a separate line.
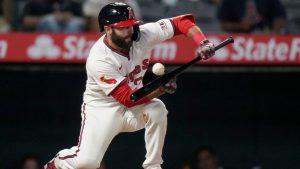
[228, 36, 234, 43]
[130, 94, 137, 102]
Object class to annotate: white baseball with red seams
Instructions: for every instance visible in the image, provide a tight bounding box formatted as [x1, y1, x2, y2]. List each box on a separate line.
[152, 63, 165, 76]
[45, 19, 174, 169]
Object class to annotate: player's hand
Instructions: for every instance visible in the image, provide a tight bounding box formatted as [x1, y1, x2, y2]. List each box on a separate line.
[147, 78, 177, 100]
[161, 78, 177, 94]
[196, 39, 215, 60]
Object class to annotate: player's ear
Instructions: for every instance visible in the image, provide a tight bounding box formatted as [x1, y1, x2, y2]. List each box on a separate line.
[104, 26, 112, 35]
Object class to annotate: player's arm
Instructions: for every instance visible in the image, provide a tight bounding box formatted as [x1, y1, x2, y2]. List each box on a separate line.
[111, 78, 176, 108]
[88, 57, 175, 108]
[170, 14, 215, 59]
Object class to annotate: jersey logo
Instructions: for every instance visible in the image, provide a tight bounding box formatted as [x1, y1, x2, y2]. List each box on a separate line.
[100, 75, 117, 84]
[127, 7, 134, 19]
[158, 21, 167, 30]
[128, 59, 149, 85]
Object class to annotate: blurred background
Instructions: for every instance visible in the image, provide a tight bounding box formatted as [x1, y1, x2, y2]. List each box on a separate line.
[0, 0, 300, 169]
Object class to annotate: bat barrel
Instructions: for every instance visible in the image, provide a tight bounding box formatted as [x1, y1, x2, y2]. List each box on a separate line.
[215, 37, 234, 51]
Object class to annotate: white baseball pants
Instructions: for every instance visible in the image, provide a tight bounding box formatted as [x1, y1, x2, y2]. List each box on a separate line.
[45, 98, 168, 169]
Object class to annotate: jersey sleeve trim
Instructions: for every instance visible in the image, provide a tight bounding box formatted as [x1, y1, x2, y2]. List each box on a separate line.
[107, 77, 127, 96]
[168, 19, 178, 37]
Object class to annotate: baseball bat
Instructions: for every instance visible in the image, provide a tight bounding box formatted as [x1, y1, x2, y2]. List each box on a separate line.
[130, 37, 234, 102]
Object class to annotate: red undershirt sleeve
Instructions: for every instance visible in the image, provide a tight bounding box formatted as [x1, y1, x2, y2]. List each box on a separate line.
[111, 80, 150, 108]
[170, 14, 207, 45]
[170, 14, 196, 36]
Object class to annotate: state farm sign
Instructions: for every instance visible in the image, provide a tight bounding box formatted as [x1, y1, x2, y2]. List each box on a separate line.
[0, 33, 299, 64]
[62, 35, 95, 60]
[209, 36, 300, 64]
[151, 34, 300, 64]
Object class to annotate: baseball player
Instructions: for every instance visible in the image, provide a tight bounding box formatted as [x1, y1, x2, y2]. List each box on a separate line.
[44, 2, 215, 169]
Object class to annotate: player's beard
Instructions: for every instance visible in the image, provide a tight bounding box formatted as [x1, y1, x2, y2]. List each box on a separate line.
[111, 29, 133, 50]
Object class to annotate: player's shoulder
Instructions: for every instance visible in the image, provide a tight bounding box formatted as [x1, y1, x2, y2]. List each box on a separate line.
[89, 35, 106, 56]
[139, 19, 172, 33]
[86, 35, 120, 70]
[137, 19, 174, 45]
[88, 35, 112, 62]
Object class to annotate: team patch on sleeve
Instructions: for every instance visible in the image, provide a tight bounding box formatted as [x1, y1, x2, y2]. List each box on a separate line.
[158, 20, 168, 30]
[100, 75, 117, 84]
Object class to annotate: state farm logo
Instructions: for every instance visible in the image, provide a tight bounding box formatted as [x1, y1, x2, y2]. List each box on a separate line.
[27, 35, 61, 59]
[27, 35, 95, 61]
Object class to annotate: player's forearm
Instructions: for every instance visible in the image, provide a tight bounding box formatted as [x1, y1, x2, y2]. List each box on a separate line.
[111, 80, 167, 108]
[111, 81, 151, 108]
[187, 25, 207, 45]
[187, 25, 202, 39]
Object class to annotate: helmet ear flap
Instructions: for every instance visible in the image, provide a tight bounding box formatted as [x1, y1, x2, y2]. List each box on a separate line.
[132, 25, 140, 41]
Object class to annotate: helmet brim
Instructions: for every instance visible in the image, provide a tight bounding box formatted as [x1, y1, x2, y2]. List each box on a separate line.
[110, 19, 141, 28]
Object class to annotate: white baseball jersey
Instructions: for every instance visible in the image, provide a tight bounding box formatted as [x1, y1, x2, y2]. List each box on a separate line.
[83, 19, 174, 108]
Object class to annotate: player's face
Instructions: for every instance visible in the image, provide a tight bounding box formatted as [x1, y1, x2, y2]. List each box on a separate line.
[111, 26, 134, 50]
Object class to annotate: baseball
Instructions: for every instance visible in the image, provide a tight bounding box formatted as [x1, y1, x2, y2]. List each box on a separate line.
[152, 63, 165, 76]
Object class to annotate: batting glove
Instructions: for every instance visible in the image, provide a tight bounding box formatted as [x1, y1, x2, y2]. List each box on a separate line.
[196, 40, 215, 60]
[161, 78, 177, 94]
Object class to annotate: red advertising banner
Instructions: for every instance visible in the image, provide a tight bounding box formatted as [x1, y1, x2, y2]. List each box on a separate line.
[0, 33, 300, 64]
